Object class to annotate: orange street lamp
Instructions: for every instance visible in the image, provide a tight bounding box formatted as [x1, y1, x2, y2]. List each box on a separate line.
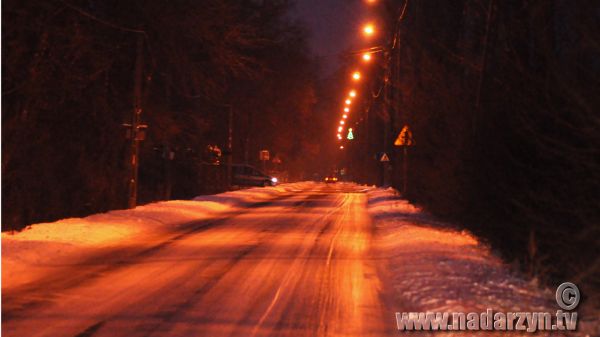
[338, 126, 343, 132]
[345, 99, 352, 105]
[344, 107, 350, 112]
[352, 71, 361, 81]
[340, 145, 345, 149]
[349, 90, 357, 97]
[362, 53, 372, 61]
[363, 24, 375, 37]
[340, 120, 345, 125]
[343, 114, 348, 119]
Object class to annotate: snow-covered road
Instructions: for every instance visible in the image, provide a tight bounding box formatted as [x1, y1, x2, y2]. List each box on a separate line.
[3, 183, 587, 336]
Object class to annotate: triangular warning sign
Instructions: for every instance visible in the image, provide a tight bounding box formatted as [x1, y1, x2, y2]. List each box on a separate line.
[394, 125, 414, 146]
[380, 153, 390, 162]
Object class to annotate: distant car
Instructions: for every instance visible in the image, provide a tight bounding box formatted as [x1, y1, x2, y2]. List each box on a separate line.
[324, 175, 338, 183]
[232, 164, 278, 187]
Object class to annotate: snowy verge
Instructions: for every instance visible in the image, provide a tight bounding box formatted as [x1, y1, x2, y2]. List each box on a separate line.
[366, 187, 597, 337]
[2, 182, 314, 290]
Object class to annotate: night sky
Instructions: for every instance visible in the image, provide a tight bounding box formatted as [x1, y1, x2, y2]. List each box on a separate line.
[291, 0, 364, 77]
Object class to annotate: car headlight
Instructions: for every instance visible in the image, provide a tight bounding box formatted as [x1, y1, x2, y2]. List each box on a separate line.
[271, 177, 278, 183]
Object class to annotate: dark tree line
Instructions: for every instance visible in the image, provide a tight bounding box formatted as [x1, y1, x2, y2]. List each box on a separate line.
[2, 0, 324, 230]
[352, 0, 599, 304]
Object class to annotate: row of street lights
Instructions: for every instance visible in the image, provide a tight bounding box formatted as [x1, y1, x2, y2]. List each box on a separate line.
[334, 0, 380, 150]
[334, 0, 414, 189]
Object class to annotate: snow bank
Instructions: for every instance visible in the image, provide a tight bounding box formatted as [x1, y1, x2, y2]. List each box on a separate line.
[366, 187, 597, 337]
[2, 182, 314, 289]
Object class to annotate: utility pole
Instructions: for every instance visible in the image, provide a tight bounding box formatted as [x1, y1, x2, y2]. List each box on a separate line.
[128, 34, 144, 208]
[382, 50, 392, 187]
[227, 104, 233, 189]
[381, 2, 403, 188]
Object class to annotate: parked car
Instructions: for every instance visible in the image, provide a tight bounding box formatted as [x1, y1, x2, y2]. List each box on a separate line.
[232, 164, 278, 187]
[324, 175, 338, 183]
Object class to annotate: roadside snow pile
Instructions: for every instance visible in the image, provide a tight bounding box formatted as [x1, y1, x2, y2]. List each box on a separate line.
[2, 182, 315, 289]
[367, 187, 596, 337]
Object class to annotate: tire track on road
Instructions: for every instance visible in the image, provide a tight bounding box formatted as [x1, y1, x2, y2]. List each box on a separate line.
[2, 191, 312, 323]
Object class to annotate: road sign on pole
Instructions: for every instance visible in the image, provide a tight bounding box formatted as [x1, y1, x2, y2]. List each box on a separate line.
[394, 125, 414, 146]
[394, 125, 414, 195]
[379, 152, 390, 162]
[259, 150, 270, 161]
[260, 150, 270, 173]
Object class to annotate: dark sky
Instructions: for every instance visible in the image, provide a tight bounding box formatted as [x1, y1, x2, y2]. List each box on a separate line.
[290, 0, 364, 77]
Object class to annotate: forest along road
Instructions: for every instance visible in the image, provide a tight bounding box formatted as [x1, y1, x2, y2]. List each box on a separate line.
[3, 184, 398, 337]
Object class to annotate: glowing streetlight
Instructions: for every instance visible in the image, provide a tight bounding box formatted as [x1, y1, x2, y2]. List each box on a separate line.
[349, 90, 357, 97]
[340, 145, 344, 149]
[345, 99, 352, 105]
[337, 134, 342, 140]
[338, 126, 343, 132]
[343, 114, 348, 119]
[344, 107, 350, 112]
[340, 120, 345, 125]
[363, 24, 375, 37]
[362, 53, 372, 62]
[352, 71, 361, 81]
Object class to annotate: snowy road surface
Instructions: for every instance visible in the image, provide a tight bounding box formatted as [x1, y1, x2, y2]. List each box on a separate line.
[3, 183, 571, 336]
